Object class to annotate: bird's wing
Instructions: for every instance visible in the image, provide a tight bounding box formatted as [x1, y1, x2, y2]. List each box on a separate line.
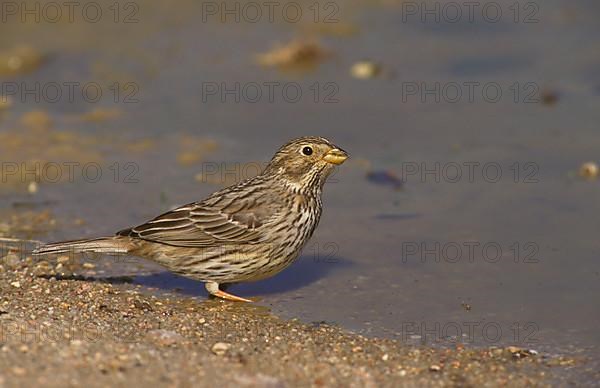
[117, 189, 275, 247]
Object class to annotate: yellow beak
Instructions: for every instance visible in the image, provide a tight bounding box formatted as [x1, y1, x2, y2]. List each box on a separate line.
[322, 148, 349, 165]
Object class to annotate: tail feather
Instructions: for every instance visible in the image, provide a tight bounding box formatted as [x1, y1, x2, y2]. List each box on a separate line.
[33, 237, 128, 256]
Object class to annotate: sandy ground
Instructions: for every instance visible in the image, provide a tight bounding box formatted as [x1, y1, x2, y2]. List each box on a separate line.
[0, 253, 592, 388]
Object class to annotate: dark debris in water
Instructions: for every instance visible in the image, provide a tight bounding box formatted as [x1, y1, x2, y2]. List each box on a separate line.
[256, 40, 329, 73]
[541, 90, 559, 106]
[366, 170, 403, 191]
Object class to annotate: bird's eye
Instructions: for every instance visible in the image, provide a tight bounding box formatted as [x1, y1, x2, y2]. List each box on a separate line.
[301, 146, 313, 156]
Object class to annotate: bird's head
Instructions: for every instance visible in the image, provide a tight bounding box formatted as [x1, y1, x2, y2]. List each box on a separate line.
[264, 136, 348, 194]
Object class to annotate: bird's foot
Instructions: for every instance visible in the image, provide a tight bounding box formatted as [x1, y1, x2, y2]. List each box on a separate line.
[213, 289, 253, 303]
[205, 282, 252, 303]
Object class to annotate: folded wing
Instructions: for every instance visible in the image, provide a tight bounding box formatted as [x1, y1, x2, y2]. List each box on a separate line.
[117, 194, 271, 247]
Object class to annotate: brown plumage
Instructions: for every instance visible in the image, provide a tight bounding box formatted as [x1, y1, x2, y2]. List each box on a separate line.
[33, 137, 348, 302]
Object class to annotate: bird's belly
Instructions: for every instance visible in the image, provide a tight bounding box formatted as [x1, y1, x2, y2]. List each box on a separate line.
[141, 206, 319, 284]
[164, 232, 309, 284]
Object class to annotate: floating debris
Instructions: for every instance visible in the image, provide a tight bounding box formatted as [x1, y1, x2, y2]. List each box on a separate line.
[0, 46, 44, 76]
[256, 40, 329, 71]
[350, 61, 382, 79]
[540, 90, 559, 106]
[366, 170, 403, 190]
[579, 161, 599, 179]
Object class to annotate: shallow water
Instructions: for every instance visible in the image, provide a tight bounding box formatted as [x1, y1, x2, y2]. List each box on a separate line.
[1, 0, 599, 374]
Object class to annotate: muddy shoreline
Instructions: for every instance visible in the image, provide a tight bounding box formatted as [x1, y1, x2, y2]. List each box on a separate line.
[0, 254, 593, 387]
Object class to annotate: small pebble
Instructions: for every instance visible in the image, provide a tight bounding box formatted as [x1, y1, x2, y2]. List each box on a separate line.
[211, 342, 231, 356]
[579, 162, 599, 179]
[27, 181, 38, 194]
[350, 61, 381, 79]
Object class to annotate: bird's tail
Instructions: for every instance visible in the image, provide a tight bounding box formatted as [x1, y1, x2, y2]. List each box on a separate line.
[33, 237, 129, 256]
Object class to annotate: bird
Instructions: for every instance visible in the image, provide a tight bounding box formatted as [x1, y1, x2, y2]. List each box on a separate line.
[33, 136, 348, 302]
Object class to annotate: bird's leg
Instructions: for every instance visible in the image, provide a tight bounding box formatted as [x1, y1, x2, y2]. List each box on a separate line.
[205, 281, 252, 303]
